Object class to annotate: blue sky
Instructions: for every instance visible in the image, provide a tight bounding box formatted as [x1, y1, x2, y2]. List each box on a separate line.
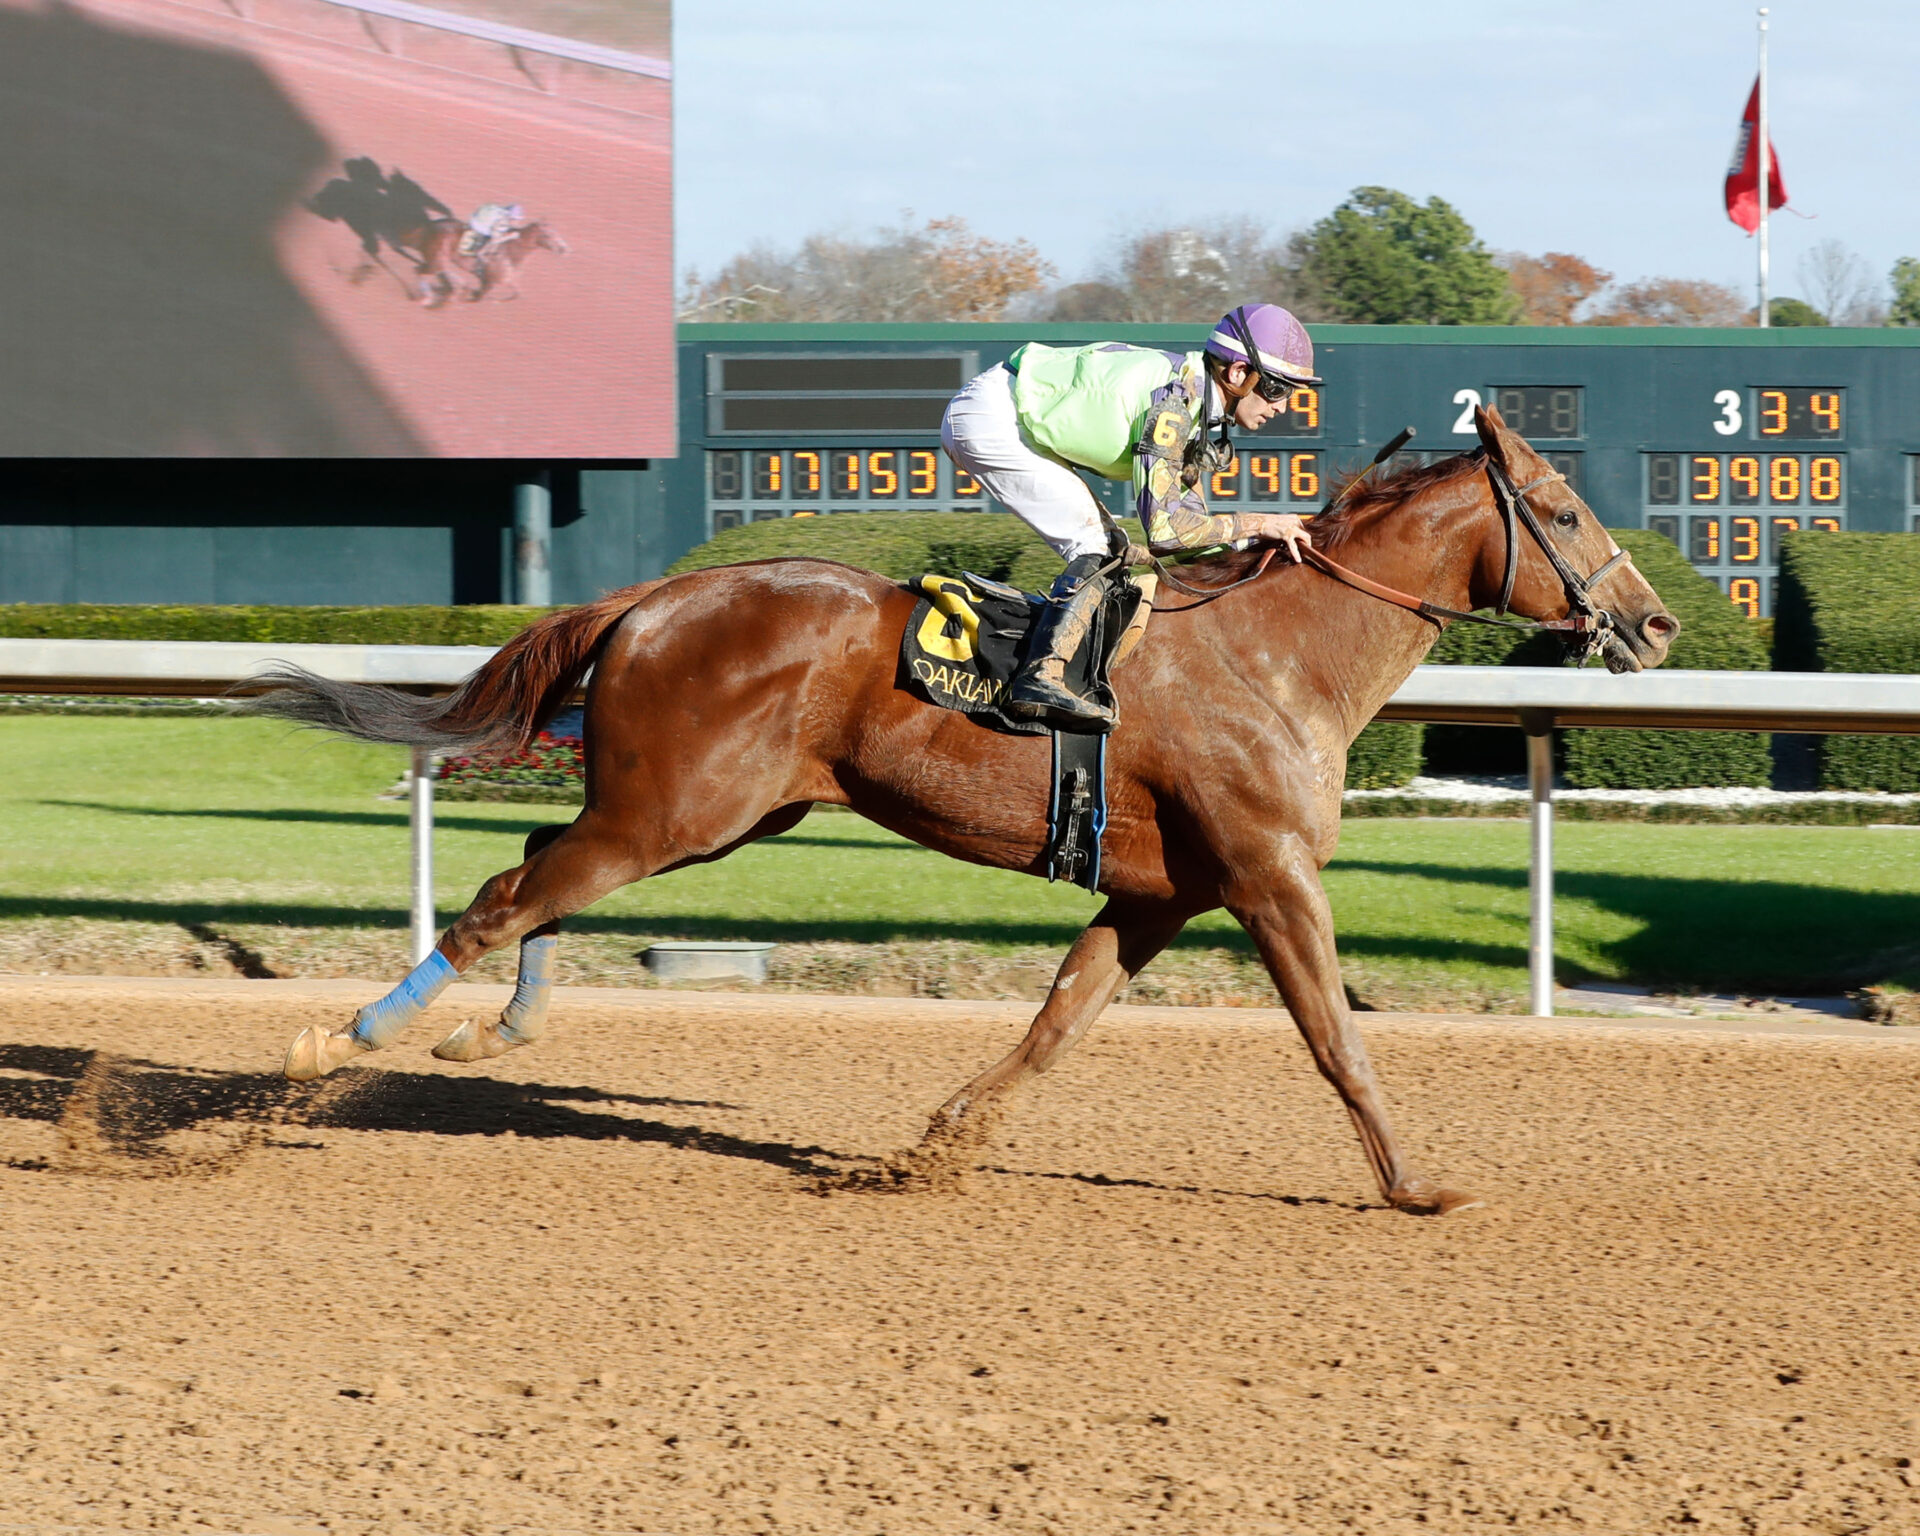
[674, 0, 1919, 307]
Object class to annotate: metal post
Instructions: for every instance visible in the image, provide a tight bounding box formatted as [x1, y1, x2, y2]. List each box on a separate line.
[513, 470, 552, 606]
[409, 744, 436, 966]
[1524, 713, 1555, 1017]
[1757, 7, 1770, 327]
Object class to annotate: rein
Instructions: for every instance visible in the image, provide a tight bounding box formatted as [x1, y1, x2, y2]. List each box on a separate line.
[1147, 459, 1636, 660]
[1148, 546, 1276, 608]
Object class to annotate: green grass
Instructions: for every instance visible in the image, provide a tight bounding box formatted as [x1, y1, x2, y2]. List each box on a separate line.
[3, 718, 1918, 1002]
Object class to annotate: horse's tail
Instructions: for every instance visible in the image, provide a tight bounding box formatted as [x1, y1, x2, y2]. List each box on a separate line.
[243, 583, 654, 756]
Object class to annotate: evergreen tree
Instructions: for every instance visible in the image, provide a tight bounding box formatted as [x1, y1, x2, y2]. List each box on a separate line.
[1890, 257, 1920, 328]
[1767, 297, 1828, 327]
[1292, 187, 1521, 325]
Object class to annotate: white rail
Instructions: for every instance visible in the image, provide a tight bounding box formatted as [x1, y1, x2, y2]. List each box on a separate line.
[5, 639, 1918, 1011]
[313, 0, 671, 80]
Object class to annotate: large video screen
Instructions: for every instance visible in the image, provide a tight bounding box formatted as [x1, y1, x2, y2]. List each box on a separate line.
[0, 0, 672, 458]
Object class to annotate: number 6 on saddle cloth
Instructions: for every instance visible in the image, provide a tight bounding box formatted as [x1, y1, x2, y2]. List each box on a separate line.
[896, 568, 1156, 892]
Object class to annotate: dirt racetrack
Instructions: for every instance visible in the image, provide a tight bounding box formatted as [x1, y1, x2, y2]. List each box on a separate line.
[1, 977, 1916, 1535]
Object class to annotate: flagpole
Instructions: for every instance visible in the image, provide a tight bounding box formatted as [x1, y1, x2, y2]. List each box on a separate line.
[1757, 7, 1770, 327]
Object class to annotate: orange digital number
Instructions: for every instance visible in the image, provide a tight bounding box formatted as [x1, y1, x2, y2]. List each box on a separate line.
[908, 450, 938, 497]
[753, 452, 783, 497]
[1212, 465, 1240, 498]
[953, 468, 983, 498]
[1769, 455, 1801, 503]
[833, 452, 860, 496]
[1290, 453, 1320, 499]
[1811, 517, 1843, 534]
[1728, 456, 1760, 504]
[867, 451, 898, 497]
[1289, 388, 1320, 429]
[1729, 578, 1761, 617]
[1690, 455, 1721, 502]
[1758, 389, 1789, 436]
[793, 450, 821, 494]
[1769, 516, 1801, 561]
[1249, 455, 1283, 497]
[1810, 393, 1842, 434]
[1809, 456, 1842, 503]
[1730, 516, 1761, 564]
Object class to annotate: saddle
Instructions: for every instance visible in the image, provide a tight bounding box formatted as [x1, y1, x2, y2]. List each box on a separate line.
[897, 568, 1156, 738]
[897, 567, 1157, 893]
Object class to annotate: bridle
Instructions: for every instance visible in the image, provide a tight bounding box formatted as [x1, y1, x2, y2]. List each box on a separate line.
[1155, 452, 1637, 664]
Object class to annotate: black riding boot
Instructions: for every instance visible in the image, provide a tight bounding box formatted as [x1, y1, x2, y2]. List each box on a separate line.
[1007, 555, 1115, 729]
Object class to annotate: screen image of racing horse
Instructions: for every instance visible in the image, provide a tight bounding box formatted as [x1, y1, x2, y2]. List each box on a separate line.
[0, 0, 671, 457]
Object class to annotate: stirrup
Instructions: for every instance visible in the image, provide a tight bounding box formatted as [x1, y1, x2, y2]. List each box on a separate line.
[1007, 673, 1114, 727]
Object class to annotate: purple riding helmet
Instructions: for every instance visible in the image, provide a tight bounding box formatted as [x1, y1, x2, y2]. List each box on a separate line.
[1204, 303, 1322, 390]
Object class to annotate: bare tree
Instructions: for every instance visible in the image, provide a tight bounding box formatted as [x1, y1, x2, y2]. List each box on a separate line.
[1587, 278, 1751, 327]
[1500, 251, 1613, 325]
[679, 217, 1054, 323]
[1036, 220, 1300, 323]
[1797, 240, 1886, 327]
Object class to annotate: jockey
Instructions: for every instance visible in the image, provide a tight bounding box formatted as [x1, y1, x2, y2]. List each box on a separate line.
[463, 202, 526, 261]
[940, 303, 1321, 728]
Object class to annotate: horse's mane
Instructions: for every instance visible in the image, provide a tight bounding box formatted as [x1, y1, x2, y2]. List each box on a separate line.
[1308, 449, 1486, 552]
[1170, 449, 1487, 587]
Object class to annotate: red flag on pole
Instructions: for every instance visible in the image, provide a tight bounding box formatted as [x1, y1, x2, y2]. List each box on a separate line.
[1725, 76, 1786, 233]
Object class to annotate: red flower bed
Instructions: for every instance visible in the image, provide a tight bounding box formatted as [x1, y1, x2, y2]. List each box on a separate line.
[438, 732, 584, 791]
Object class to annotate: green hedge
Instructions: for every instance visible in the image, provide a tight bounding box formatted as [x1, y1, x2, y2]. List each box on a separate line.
[667, 510, 1065, 592]
[671, 512, 1423, 790]
[0, 604, 552, 645]
[1559, 530, 1773, 789]
[1775, 531, 1920, 791]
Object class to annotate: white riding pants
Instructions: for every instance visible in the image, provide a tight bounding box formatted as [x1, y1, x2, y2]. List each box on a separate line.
[940, 364, 1110, 561]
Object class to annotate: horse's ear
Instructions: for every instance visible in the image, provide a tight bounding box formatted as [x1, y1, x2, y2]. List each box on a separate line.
[1473, 403, 1512, 469]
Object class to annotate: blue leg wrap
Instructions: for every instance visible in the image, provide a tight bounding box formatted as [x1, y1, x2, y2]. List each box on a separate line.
[498, 934, 558, 1045]
[349, 950, 457, 1050]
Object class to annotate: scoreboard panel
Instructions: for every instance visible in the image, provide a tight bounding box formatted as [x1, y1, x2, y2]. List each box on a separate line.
[673, 325, 1920, 614]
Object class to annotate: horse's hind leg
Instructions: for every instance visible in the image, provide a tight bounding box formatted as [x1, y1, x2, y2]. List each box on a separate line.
[911, 897, 1188, 1164]
[283, 804, 809, 1081]
[431, 825, 565, 1064]
[284, 815, 638, 1081]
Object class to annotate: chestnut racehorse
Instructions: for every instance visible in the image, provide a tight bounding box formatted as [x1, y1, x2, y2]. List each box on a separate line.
[396, 218, 569, 306]
[256, 408, 1677, 1214]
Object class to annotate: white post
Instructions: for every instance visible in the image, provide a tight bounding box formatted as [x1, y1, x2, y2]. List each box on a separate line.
[513, 472, 553, 606]
[1525, 715, 1555, 1017]
[409, 744, 436, 966]
[1757, 7, 1770, 327]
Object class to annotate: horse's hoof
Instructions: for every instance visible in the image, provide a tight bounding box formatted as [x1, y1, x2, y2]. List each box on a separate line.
[1389, 1180, 1485, 1216]
[430, 1018, 520, 1063]
[283, 1026, 370, 1083]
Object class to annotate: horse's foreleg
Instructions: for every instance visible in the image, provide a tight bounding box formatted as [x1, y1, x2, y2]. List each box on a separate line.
[1229, 847, 1480, 1215]
[283, 816, 642, 1082]
[919, 897, 1187, 1155]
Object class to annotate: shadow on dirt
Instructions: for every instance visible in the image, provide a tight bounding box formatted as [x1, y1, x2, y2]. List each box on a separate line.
[0, 1043, 839, 1178]
[0, 1044, 1342, 1205]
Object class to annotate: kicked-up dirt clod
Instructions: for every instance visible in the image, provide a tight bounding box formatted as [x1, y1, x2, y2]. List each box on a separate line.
[0, 975, 1916, 1534]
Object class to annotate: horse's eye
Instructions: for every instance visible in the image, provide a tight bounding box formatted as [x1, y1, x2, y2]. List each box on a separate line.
[1555, 510, 1578, 529]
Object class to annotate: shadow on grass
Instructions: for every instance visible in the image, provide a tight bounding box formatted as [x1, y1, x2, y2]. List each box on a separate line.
[0, 893, 1108, 947]
[1334, 858, 1920, 990]
[37, 801, 912, 852]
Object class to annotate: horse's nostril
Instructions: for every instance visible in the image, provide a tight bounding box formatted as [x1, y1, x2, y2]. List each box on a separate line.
[1642, 612, 1679, 642]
